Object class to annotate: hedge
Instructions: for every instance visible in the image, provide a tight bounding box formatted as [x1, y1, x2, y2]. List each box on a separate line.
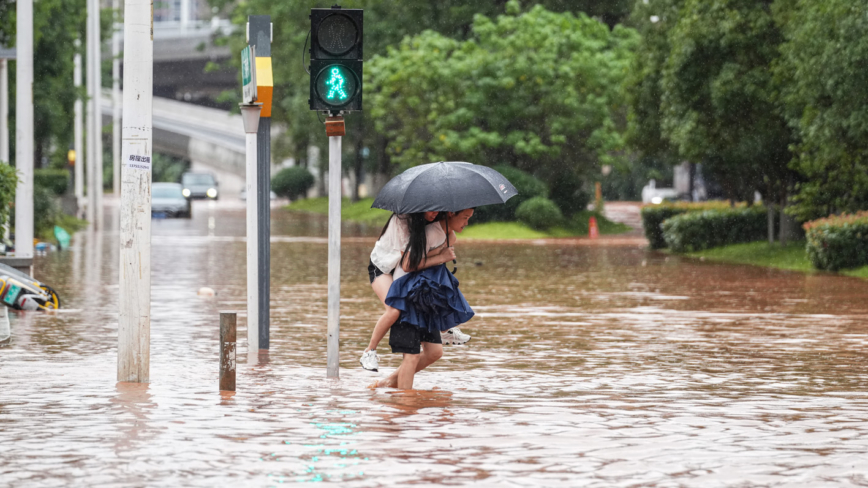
[804, 211, 868, 271]
[473, 165, 548, 223]
[272, 166, 315, 200]
[662, 205, 767, 253]
[641, 201, 734, 249]
[34, 168, 70, 196]
[516, 196, 563, 230]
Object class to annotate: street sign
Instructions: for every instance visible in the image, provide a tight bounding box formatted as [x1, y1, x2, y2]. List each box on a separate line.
[241, 45, 257, 104]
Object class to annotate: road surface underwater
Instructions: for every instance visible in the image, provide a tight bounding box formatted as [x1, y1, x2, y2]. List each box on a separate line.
[2, 201, 868, 486]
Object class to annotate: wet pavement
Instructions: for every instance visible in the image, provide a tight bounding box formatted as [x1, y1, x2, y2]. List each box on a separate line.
[2, 199, 868, 486]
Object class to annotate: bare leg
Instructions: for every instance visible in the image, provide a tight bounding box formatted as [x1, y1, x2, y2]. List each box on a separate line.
[365, 274, 400, 352]
[372, 342, 443, 389]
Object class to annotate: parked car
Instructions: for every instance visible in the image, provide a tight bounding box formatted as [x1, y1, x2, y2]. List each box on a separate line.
[181, 172, 219, 200]
[152, 182, 192, 218]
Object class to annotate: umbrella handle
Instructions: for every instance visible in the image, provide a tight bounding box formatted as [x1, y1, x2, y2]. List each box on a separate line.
[452, 259, 457, 275]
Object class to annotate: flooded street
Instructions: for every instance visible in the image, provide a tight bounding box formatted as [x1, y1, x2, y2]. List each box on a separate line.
[3, 200, 868, 486]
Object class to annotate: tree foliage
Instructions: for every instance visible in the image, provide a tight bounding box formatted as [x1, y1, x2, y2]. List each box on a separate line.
[367, 5, 637, 191]
[774, 0, 868, 220]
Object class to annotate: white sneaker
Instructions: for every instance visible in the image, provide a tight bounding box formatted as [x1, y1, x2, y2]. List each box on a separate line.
[359, 350, 379, 371]
[441, 327, 471, 345]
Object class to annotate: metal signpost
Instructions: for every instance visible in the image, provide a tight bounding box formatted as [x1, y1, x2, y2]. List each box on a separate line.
[240, 45, 262, 355]
[249, 16, 273, 351]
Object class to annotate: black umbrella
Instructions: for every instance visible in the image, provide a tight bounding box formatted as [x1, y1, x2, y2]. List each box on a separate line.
[371, 161, 518, 214]
[372, 161, 518, 274]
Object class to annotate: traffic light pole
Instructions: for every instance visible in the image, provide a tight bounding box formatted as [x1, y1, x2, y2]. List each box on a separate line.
[326, 116, 344, 379]
[240, 103, 262, 355]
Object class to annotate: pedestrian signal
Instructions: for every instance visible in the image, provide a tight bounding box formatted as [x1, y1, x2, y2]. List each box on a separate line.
[309, 6, 363, 113]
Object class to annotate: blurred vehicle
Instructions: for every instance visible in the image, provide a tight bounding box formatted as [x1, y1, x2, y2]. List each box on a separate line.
[0, 263, 61, 310]
[152, 182, 192, 218]
[239, 190, 278, 201]
[181, 172, 219, 200]
[641, 179, 680, 205]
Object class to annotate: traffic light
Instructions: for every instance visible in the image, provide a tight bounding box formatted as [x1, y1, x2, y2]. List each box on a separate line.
[309, 6, 363, 113]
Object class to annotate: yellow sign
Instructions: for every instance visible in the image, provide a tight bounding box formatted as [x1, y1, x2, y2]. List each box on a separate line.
[67, 149, 76, 164]
[255, 56, 274, 117]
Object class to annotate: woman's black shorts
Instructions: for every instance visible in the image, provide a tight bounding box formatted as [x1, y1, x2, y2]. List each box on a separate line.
[368, 260, 393, 284]
[389, 321, 442, 354]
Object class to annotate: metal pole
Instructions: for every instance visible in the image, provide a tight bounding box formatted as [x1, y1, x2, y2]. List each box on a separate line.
[85, 0, 95, 225]
[112, 2, 121, 197]
[240, 104, 261, 354]
[327, 134, 341, 378]
[92, 0, 104, 229]
[118, 0, 154, 383]
[219, 311, 237, 391]
[0, 58, 8, 164]
[74, 41, 84, 217]
[249, 16, 271, 350]
[15, 0, 34, 260]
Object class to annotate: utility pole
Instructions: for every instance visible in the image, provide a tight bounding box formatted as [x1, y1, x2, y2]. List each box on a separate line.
[326, 117, 344, 378]
[118, 0, 154, 383]
[15, 0, 34, 260]
[91, 0, 104, 229]
[85, 0, 96, 225]
[112, 0, 121, 197]
[74, 40, 84, 217]
[248, 16, 273, 350]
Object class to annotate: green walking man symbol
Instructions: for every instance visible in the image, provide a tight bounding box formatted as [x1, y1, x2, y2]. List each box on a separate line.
[325, 67, 348, 101]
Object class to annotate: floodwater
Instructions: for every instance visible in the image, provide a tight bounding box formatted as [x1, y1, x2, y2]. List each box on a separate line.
[3, 200, 868, 487]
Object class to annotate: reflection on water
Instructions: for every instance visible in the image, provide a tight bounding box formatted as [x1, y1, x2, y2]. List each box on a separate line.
[2, 200, 868, 486]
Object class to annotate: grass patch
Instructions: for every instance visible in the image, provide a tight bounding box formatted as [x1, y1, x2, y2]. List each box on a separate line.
[287, 197, 391, 224]
[287, 199, 632, 240]
[687, 240, 813, 272]
[842, 266, 868, 279]
[459, 222, 549, 239]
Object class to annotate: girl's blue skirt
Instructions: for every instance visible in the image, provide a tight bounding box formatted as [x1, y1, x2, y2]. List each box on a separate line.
[385, 264, 474, 334]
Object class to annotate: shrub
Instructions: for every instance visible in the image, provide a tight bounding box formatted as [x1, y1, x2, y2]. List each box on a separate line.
[516, 197, 563, 230]
[33, 185, 60, 237]
[34, 168, 69, 196]
[272, 166, 315, 200]
[549, 172, 590, 217]
[473, 165, 548, 223]
[662, 205, 767, 253]
[803, 211, 868, 271]
[641, 201, 735, 249]
[0, 165, 18, 237]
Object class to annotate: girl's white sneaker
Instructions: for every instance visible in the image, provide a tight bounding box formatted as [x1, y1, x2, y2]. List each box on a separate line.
[441, 327, 471, 345]
[359, 350, 380, 371]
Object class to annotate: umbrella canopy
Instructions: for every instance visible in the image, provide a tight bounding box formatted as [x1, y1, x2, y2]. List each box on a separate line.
[371, 162, 518, 214]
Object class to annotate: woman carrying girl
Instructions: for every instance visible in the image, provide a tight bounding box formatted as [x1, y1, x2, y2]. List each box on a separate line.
[361, 212, 457, 371]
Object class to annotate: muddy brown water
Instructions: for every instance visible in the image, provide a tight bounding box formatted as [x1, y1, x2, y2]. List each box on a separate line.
[2, 201, 868, 486]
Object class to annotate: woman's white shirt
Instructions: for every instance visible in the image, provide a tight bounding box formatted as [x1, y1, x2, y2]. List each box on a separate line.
[370, 215, 410, 274]
[393, 221, 447, 282]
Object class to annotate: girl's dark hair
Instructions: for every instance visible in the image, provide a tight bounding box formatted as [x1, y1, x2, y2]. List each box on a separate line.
[378, 213, 398, 239]
[403, 213, 430, 271]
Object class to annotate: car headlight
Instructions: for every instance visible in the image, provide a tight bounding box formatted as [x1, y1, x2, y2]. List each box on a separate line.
[651, 196, 663, 205]
[182, 188, 191, 197]
[206, 188, 218, 198]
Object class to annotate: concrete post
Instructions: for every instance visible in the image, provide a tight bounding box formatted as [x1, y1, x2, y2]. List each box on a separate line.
[92, 0, 104, 229]
[327, 134, 341, 378]
[112, 1, 122, 197]
[118, 0, 154, 383]
[15, 0, 34, 260]
[74, 41, 84, 217]
[0, 58, 8, 164]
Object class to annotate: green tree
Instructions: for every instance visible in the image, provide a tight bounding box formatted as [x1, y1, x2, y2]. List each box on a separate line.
[775, 0, 868, 220]
[366, 5, 638, 195]
[659, 0, 793, 203]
